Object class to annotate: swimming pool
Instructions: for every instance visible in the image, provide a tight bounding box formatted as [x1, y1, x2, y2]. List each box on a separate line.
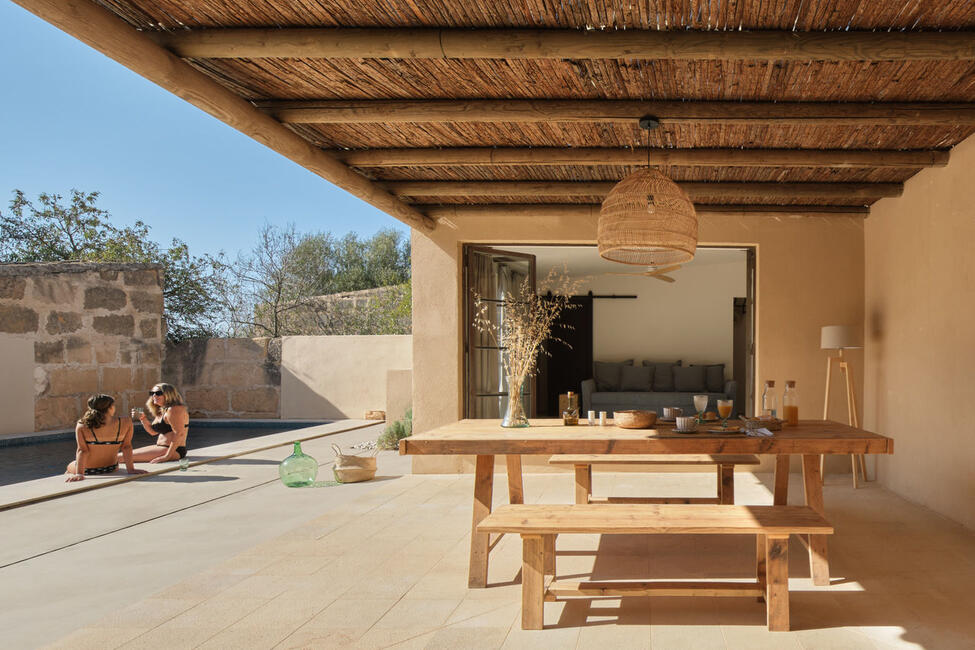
[0, 421, 326, 486]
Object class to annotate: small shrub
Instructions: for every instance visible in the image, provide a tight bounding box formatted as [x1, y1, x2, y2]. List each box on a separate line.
[377, 408, 413, 450]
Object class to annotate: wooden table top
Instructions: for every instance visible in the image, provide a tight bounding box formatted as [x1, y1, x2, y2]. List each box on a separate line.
[399, 419, 893, 456]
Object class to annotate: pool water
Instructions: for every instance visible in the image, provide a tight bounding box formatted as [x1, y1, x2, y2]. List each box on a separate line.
[0, 422, 325, 486]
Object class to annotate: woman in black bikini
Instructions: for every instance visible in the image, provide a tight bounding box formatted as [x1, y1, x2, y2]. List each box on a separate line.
[128, 383, 189, 463]
[66, 394, 146, 482]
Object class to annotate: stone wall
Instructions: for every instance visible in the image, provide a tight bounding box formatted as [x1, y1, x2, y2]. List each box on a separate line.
[0, 262, 165, 432]
[163, 338, 281, 418]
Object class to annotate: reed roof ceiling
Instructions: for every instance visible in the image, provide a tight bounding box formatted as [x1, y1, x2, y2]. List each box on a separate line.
[21, 0, 975, 227]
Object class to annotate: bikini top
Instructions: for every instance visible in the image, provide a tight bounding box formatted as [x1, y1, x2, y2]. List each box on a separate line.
[149, 418, 174, 435]
[87, 419, 122, 445]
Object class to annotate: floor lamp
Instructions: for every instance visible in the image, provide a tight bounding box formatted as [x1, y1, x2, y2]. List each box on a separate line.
[821, 325, 868, 488]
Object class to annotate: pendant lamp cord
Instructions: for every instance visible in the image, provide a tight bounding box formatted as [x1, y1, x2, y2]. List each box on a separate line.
[646, 126, 650, 169]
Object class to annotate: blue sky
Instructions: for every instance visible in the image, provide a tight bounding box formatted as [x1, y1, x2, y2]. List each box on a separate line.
[0, 2, 405, 258]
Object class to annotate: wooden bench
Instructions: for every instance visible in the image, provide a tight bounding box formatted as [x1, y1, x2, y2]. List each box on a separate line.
[548, 454, 762, 505]
[477, 504, 833, 632]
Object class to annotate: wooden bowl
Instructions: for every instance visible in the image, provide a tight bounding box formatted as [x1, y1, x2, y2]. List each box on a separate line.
[614, 410, 658, 429]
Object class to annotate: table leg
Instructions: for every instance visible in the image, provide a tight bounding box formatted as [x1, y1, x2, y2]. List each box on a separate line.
[574, 464, 592, 504]
[469, 454, 495, 588]
[802, 454, 830, 586]
[773, 455, 790, 505]
[506, 455, 524, 504]
[719, 464, 734, 504]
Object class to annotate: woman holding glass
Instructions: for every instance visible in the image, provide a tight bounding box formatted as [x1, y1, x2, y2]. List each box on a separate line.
[125, 383, 189, 464]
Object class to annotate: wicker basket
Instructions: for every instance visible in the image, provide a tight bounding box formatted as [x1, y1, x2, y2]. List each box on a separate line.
[614, 410, 658, 429]
[332, 444, 377, 483]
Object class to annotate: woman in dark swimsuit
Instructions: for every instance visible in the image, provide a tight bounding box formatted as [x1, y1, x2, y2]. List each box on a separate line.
[128, 383, 189, 463]
[66, 394, 146, 482]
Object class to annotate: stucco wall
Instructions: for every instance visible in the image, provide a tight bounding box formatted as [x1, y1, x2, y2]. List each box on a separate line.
[0, 262, 164, 433]
[0, 337, 35, 435]
[411, 212, 864, 473]
[865, 134, 975, 530]
[280, 335, 412, 419]
[163, 338, 281, 418]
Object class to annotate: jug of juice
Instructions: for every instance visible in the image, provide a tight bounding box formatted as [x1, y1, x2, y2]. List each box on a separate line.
[783, 380, 799, 426]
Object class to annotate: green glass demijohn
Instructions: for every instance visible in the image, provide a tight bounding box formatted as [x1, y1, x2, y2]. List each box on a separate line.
[279, 441, 318, 487]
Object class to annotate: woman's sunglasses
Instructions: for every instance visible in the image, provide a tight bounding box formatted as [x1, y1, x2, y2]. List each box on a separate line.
[149, 390, 164, 396]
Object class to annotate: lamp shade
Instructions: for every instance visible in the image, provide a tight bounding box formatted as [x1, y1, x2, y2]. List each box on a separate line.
[598, 168, 698, 266]
[820, 325, 862, 350]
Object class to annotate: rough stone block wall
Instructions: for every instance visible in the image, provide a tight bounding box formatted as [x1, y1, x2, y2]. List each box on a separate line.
[0, 263, 165, 431]
[163, 338, 281, 419]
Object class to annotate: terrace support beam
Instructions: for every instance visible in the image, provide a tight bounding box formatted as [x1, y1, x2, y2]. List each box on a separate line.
[260, 99, 975, 127]
[388, 181, 902, 202]
[14, 0, 435, 232]
[155, 28, 975, 62]
[422, 204, 870, 219]
[337, 147, 948, 169]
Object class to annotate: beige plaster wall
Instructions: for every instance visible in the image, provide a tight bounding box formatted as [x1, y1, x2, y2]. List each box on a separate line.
[385, 369, 413, 423]
[865, 134, 975, 530]
[0, 337, 35, 435]
[412, 211, 864, 473]
[163, 338, 281, 418]
[0, 262, 164, 433]
[280, 335, 412, 419]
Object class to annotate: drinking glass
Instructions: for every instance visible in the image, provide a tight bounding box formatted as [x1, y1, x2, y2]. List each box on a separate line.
[693, 394, 709, 422]
[717, 399, 734, 429]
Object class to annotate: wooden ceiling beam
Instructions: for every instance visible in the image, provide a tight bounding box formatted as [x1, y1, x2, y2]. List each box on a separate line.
[13, 0, 435, 232]
[261, 99, 975, 126]
[388, 181, 901, 201]
[422, 204, 870, 219]
[154, 28, 975, 62]
[338, 147, 947, 169]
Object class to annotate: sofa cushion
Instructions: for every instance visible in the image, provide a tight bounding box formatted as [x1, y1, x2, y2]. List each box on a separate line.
[593, 359, 634, 391]
[620, 365, 653, 391]
[673, 365, 707, 392]
[693, 363, 726, 393]
[643, 360, 681, 392]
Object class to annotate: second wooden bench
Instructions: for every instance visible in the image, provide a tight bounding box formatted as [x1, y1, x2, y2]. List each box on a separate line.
[478, 503, 833, 632]
[548, 454, 762, 505]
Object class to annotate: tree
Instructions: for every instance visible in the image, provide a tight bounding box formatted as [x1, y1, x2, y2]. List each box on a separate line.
[0, 189, 226, 341]
[225, 224, 412, 337]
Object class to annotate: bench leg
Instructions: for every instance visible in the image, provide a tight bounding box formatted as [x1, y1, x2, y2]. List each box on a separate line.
[719, 464, 735, 504]
[574, 464, 592, 504]
[802, 454, 830, 586]
[469, 454, 495, 588]
[544, 534, 556, 577]
[756, 534, 767, 603]
[766, 534, 790, 631]
[522, 534, 545, 630]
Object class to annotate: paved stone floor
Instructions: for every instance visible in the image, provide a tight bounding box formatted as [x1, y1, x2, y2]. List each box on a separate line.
[12, 459, 975, 649]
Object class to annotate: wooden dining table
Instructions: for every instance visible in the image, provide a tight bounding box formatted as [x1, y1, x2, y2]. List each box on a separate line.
[400, 418, 893, 588]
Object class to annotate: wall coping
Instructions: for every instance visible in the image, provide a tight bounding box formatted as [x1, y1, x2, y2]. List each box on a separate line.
[0, 261, 163, 276]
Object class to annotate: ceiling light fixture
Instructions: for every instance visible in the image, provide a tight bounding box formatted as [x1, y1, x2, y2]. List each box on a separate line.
[597, 116, 698, 266]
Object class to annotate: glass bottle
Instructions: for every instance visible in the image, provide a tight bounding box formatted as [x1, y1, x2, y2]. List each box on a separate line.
[279, 441, 318, 487]
[562, 391, 579, 425]
[761, 380, 778, 418]
[783, 380, 799, 426]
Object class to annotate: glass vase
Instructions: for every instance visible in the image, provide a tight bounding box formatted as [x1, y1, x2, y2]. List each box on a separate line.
[502, 374, 529, 428]
[279, 441, 318, 487]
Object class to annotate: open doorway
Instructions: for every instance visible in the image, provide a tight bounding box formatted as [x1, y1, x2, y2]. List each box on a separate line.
[462, 244, 756, 419]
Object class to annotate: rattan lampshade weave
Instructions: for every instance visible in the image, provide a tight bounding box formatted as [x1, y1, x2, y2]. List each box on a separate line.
[598, 168, 698, 266]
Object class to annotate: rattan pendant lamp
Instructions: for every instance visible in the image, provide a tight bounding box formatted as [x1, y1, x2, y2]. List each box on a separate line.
[598, 116, 698, 266]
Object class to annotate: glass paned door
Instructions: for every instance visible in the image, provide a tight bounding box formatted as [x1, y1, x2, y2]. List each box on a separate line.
[464, 246, 537, 419]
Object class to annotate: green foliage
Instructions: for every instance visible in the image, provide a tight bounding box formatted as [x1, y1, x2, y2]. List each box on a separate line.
[226, 224, 412, 337]
[0, 190, 226, 341]
[377, 408, 413, 450]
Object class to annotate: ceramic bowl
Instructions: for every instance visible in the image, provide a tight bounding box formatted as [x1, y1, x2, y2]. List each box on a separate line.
[614, 410, 658, 429]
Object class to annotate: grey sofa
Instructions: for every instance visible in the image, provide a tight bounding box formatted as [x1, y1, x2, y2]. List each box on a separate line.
[581, 378, 737, 418]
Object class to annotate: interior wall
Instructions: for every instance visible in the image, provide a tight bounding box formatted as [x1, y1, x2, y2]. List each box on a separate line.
[412, 212, 864, 474]
[865, 134, 975, 530]
[280, 335, 412, 420]
[571, 254, 747, 374]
